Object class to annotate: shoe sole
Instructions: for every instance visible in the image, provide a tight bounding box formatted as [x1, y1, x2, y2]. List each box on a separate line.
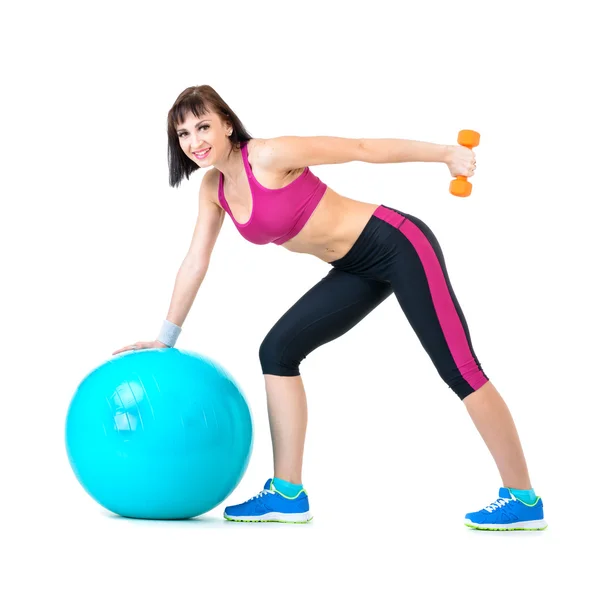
[224, 510, 313, 524]
[464, 518, 548, 531]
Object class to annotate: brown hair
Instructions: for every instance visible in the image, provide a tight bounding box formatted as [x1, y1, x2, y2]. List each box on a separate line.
[166, 85, 252, 188]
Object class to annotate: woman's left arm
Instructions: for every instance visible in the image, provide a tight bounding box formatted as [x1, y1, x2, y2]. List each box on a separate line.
[259, 135, 455, 170]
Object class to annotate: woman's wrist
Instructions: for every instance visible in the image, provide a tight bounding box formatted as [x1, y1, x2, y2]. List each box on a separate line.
[441, 144, 452, 164]
[157, 319, 182, 347]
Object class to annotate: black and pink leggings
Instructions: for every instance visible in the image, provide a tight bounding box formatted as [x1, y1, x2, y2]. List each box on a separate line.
[259, 205, 489, 400]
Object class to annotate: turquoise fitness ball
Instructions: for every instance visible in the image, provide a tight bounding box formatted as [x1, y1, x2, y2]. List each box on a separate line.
[65, 348, 253, 519]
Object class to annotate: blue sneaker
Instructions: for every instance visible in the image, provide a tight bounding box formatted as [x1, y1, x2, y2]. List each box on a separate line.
[465, 487, 547, 531]
[223, 479, 313, 523]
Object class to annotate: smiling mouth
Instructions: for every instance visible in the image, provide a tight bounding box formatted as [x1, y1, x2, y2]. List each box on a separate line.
[193, 148, 211, 159]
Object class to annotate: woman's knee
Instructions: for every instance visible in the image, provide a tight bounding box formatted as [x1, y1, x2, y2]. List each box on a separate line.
[258, 335, 303, 377]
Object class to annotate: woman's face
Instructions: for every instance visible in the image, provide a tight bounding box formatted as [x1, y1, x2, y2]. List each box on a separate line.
[176, 109, 232, 166]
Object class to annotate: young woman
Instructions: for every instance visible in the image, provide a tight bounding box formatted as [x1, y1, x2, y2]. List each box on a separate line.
[113, 85, 546, 531]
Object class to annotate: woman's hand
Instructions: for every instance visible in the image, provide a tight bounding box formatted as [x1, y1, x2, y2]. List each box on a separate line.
[112, 340, 168, 356]
[445, 145, 477, 178]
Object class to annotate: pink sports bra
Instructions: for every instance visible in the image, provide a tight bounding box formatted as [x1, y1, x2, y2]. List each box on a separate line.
[217, 141, 327, 245]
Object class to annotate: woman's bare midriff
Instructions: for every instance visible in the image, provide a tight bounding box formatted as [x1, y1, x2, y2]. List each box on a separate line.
[280, 188, 379, 263]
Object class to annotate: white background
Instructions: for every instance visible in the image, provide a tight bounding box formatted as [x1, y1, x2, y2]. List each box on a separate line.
[2, 0, 599, 597]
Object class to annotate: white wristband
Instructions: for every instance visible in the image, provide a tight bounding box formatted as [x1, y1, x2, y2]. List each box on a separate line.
[157, 319, 182, 347]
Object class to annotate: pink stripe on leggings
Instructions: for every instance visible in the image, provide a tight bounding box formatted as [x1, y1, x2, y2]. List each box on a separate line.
[375, 206, 487, 392]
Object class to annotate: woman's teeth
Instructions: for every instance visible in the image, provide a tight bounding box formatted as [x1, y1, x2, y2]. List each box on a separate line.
[193, 148, 211, 159]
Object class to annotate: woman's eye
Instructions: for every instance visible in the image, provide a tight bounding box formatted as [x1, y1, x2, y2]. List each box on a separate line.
[178, 125, 209, 138]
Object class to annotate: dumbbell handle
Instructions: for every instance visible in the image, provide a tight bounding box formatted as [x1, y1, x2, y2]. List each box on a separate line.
[450, 130, 480, 197]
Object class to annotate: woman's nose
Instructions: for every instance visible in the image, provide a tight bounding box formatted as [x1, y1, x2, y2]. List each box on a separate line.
[190, 133, 205, 149]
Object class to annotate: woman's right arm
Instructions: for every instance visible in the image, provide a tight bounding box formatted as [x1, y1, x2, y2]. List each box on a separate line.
[166, 168, 225, 327]
[113, 169, 224, 355]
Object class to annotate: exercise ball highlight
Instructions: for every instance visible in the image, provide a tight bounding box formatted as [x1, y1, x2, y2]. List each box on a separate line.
[65, 348, 253, 519]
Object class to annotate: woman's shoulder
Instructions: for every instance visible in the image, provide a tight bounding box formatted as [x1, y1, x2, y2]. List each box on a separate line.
[204, 166, 221, 185]
[201, 168, 222, 205]
[247, 138, 297, 178]
[247, 138, 274, 168]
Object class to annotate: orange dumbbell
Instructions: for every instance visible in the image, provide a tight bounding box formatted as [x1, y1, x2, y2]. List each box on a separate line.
[449, 130, 480, 197]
